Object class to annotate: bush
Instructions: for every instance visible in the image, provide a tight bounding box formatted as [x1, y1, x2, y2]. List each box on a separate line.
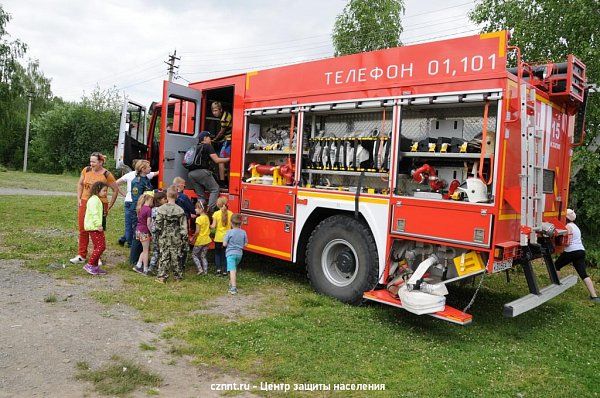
[28, 90, 120, 174]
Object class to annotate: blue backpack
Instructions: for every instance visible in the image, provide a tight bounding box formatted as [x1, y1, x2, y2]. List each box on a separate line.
[131, 175, 153, 205]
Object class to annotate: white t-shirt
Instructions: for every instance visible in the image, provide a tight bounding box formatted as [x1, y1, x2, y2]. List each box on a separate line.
[121, 171, 157, 202]
[565, 223, 585, 252]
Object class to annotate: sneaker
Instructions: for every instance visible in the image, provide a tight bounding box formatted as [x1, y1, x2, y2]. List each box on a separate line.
[216, 270, 222, 276]
[98, 259, 103, 267]
[70, 255, 85, 264]
[133, 266, 144, 274]
[83, 264, 99, 275]
[228, 286, 238, 295]
[591, 296, 600, 304]
[118, 237, 126, 246]
[96, 267, 107, 275]
[155, 277, 166, 284]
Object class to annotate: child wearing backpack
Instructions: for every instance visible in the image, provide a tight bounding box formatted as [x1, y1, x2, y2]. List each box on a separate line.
[190, 200, 211, 275]
[223, 213, 247, 295]
[211, 196, 233, 276]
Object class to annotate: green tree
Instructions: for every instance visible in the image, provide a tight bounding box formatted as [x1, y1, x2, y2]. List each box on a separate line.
[332, 0, 405, 56]
[29, 86, 121, 174]
[0, 5, 53, 168]
[470, 0, 600, 249]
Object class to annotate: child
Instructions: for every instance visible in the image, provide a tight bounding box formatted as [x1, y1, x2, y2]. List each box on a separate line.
[154, 185, 188, 283]
[133, 193, 154, 274]
[173, 176, 195, 270]
[223, 213, 247, 295]
[129, 161, 155, 268]
[173, 176, 195, 219]
[211, 196, 233, 276]
[148, 191, 167, 275]
[190, 200, 211, 275]
[83, 181, 108, 275]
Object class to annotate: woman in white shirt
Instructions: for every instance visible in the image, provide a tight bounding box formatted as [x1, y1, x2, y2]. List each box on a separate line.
[555, 209, 599, 303]
[116, 160, 157, 247]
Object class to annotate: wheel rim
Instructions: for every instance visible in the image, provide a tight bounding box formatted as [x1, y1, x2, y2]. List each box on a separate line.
[321, 239, 359, 287]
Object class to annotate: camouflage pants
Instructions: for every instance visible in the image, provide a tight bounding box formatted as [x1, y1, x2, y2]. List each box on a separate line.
[148, 237, 160, 272]
[157, 241, 184, 280]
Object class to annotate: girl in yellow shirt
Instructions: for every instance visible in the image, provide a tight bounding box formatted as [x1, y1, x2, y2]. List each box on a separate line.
[190, 200, 212, 275]
[211, 197, 233, 275]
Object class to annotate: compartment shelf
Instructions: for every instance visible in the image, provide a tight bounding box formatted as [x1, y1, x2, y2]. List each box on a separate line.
[399, 151, 491, 159]
[247, 150, 296, 155]
[302, 169, 388, 178]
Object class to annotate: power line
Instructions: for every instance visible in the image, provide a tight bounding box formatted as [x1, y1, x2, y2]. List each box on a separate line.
[183, 44, 333, 66]
[403, 25, 479, 42]
[404, 28, 479, 45]
[180, 29, 481, 79]
[115, 73, 166, 90]
[178, 33, 330, 55]
[403, 1, 474, 19]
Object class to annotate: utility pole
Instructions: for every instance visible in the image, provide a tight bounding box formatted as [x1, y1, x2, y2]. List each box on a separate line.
[165, 50, 180, 82]
[23, 91, 33, 172]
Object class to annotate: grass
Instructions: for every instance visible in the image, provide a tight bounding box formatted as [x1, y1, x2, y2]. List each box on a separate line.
[44, 294, 57, 303]
[1, 173, 600, 397]
[75, 356, 162, 396]
[139, 342, 157, 351]
[0, 170, 80, 192]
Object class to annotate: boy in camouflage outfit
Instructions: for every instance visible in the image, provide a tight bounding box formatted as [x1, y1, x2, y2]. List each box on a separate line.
[154, 186, 188, 283]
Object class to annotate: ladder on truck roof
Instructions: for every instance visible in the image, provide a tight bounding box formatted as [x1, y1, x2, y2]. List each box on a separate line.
[505, 83, 578, 317]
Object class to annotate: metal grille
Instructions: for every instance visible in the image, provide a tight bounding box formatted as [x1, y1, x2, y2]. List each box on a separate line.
[308, 111, 393, 138]
[400, 104, 498, 142]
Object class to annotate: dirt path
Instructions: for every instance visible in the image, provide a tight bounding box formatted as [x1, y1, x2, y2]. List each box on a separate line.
[0, 260, 255, 398]
[0, 188, 76, 196]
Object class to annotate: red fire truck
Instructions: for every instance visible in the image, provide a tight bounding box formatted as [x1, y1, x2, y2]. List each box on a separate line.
[116, 31, 588, 324]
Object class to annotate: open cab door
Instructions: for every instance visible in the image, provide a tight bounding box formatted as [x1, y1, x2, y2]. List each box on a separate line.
[115, 98, 148, 171]
[158, 81, 201, 189]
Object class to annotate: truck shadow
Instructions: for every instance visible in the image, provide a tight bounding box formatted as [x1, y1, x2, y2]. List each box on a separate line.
[366, 283, 572, 341]
[239, 253, 574, 341]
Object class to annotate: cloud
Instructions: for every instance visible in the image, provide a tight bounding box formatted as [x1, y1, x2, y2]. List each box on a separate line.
[3, 0, 475, 105]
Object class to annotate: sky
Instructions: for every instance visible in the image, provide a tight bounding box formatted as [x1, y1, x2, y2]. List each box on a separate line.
[3, 0, 478, 106]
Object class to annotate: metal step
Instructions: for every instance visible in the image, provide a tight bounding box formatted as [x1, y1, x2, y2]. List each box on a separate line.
[503, 275, 578, 317]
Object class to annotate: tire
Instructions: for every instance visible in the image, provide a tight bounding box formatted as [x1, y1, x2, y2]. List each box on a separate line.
[306, 215, 379, 304]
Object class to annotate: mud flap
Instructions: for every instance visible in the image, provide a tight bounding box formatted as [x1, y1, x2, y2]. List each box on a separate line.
[503, 275, 578, 317]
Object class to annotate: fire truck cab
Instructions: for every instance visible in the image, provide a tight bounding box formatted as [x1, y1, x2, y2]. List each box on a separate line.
[120, 31, 588, 324]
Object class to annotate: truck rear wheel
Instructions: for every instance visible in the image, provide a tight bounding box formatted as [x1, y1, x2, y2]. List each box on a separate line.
[306, 215, 379, 304]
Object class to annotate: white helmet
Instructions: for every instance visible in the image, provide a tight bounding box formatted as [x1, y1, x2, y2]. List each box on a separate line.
[456, 178, 488, 203]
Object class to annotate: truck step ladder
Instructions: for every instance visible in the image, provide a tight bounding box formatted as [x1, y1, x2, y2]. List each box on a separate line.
[503, 242, 577, 317]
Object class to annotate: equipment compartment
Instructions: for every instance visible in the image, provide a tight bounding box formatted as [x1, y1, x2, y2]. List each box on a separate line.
[391, 198, 493, 247]
[243, 110, 297, 186]
[300, 102, 394, 195]
[395, 100, 499, 204]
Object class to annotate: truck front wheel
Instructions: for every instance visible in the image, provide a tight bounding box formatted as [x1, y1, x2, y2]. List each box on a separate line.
[306, 215, 379, 304]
